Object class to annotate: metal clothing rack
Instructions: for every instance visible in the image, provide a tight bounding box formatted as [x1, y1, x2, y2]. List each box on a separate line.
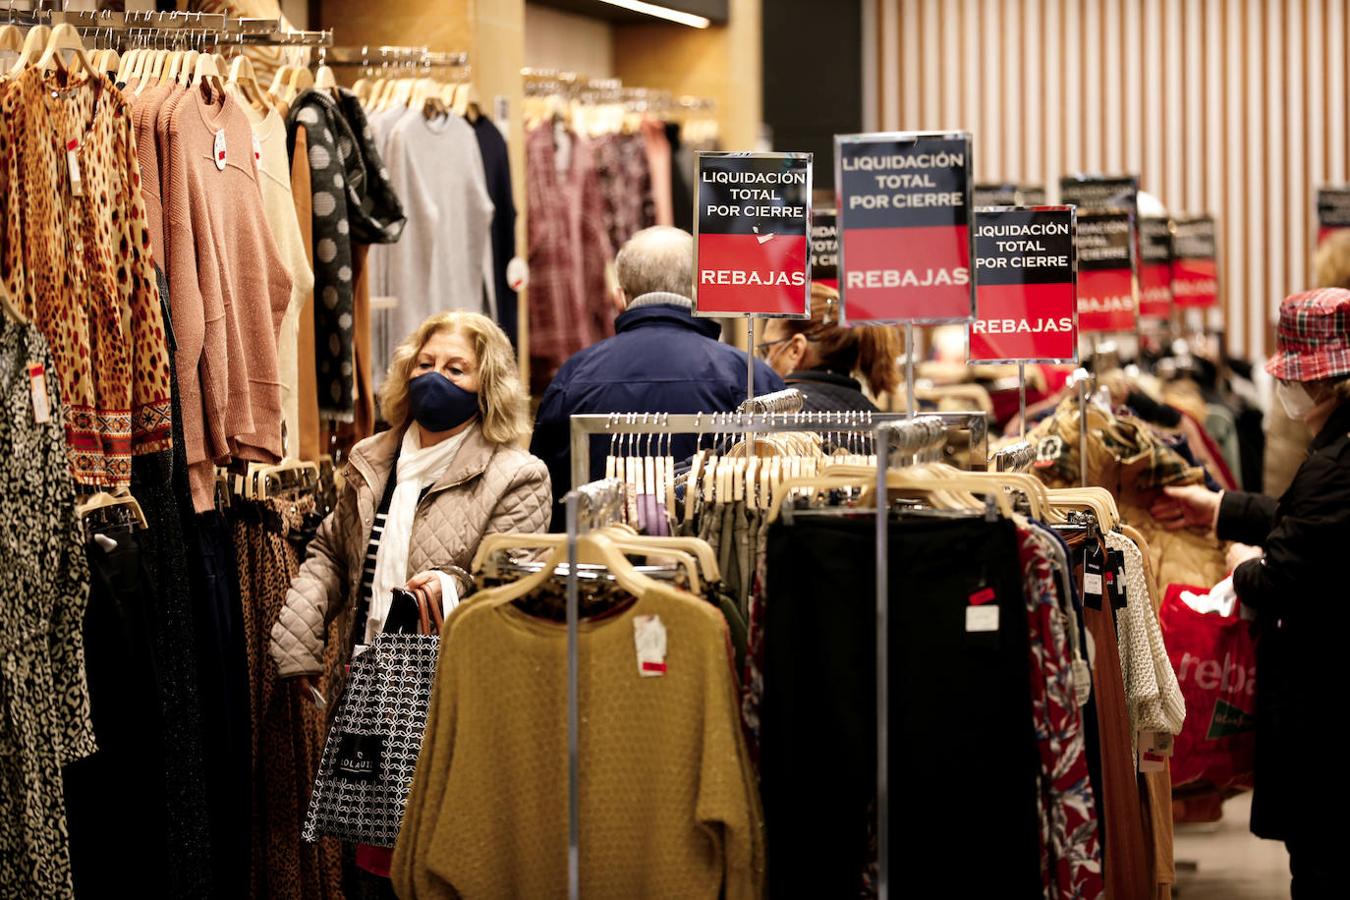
[567, 409, 991, 492]
[324, 45, 468, 68]
[3, 6, 332, 47]
[991, 439, 1036, 473]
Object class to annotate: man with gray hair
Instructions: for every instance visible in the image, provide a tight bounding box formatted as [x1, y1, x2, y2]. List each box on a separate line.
[531, 226, 784, 529]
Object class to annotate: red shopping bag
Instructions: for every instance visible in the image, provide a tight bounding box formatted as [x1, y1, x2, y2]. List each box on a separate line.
[1159, 583, 1257, 790]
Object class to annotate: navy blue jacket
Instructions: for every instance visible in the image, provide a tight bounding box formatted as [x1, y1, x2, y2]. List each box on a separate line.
[530, 301, 785, 529]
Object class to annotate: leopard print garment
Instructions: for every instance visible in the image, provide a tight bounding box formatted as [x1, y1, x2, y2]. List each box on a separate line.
[0, 318, 97, 899]
[0, 68, 173, 489]
[235, 499, 345, 900]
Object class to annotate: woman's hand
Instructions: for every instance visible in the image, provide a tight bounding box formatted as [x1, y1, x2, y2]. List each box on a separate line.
[1150, 485, 1222, 533]
[405, 570, 444, 617]
[1226, 543, 1263, 571]
[294, 674, 324, 707]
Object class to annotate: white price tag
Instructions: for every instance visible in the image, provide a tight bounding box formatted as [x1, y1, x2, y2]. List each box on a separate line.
[28, 363, 51, 423]
[214, 130, 227, 171]
[633, 614, 668, 677]
[65, 139, 83, 196]
[965, 605, 999, 633]
[1083, 572, 1103, 595]
[252, 133, 262, 169]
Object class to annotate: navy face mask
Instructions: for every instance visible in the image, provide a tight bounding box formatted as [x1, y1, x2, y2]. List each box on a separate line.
[408, 372, 480, 433]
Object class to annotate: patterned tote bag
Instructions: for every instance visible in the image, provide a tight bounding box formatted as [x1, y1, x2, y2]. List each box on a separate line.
[303, 588, 442, 846]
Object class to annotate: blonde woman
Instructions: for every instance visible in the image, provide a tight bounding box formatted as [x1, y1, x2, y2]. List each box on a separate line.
[270, 311, 550, 693]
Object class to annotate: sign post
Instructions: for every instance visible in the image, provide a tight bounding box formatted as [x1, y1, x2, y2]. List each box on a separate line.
[968, 205, 1078, 435]
[836, 131, 975, 416]
[694, 151, 813, 403]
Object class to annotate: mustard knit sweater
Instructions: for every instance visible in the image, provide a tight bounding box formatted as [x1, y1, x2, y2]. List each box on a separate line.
[392, 586, 766, 899]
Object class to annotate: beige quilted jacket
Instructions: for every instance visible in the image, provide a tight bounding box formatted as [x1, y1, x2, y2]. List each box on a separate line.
[269, 424, 551, 680]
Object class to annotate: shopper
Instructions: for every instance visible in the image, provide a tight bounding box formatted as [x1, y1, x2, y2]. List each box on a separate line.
[758, 281, 901, 412]
[1149, 289, 1350, 898]
[530, 225, 783, 528]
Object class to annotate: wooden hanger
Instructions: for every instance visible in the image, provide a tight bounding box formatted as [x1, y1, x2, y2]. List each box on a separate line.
[248, 458, 320, 500]
[314, 59, 336, 91]
[1, 278, 27, 323]
[77, 489, 149, 530]
[284, 62, 314, 102]
[37, 23, 98, 77]
[191, 51, 224, 96]
[176, 47, 199, 87]
[766, 467, 1014, 524]
[474, 531, 669, 609]
[227, 54, 273, 114]
[0, 21, 24, 64]
[8, 22, 48, 74]
[267, 62, 294, 98]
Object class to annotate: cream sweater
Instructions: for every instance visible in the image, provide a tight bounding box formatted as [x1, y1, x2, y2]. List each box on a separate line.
[227, 88, 315, 458]
[1106, 531, 1186, 742]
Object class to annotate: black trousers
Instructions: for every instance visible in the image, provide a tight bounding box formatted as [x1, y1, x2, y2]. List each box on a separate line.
[64, 532, 168, 898]
[759, 514, 1043, 899]
[1288, 838, 1336, 900]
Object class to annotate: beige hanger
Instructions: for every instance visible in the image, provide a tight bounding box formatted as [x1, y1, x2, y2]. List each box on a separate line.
[191, 50, 225, 95]
[227, 54, 272, 114]
[8, 22, 48, 74]
[268, 62, 294, 98]
[284, 62, 314, 102]
[1, 278, 27, 323]
[76, 489, 149, 530]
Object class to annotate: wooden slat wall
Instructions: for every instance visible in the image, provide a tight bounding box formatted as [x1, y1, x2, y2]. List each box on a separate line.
[863, 0, 1350, 360]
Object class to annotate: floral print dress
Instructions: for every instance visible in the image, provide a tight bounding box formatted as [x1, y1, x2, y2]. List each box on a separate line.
[0, 318, 96, 899]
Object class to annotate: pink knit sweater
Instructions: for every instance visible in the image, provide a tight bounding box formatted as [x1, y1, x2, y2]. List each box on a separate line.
[162, 85, 291, 510]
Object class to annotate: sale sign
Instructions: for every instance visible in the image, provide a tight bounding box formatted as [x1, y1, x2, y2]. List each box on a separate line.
[1172, 215, 1219, 309]
[835, 131, 973, 323]
[1076, 210, 1137, 332]
[811, 208, 839, 289]
[694, 152, 812, 317]
[1138, 216, 1174, 318]
[1316, 187, 1350, 245]
[969, 207, 1077, 363]
[1059, 174, 1139, 215]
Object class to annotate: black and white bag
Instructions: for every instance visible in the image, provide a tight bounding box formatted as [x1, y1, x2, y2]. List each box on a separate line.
[303, 588, 441, 847]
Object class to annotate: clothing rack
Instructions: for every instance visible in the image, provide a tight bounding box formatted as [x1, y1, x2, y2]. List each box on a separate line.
[567, 409, 991, 492]
[2, 7, 332, 47]
[992, 439, 1036, 473]
[735, 387, 804, 415]
[323, 45, 468, 68]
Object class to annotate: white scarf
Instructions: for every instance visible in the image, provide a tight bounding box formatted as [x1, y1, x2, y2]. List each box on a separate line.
[366, 425, 471, 643]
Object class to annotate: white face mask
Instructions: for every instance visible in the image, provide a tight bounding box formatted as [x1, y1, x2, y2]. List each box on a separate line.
[1276, 380, 1316, 419]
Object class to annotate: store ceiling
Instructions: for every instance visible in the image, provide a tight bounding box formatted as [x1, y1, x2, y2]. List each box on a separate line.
[528, 0, 729, 26]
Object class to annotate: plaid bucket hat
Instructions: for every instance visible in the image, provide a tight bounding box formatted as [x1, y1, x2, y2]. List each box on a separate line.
[1265, 288, 1350, 382]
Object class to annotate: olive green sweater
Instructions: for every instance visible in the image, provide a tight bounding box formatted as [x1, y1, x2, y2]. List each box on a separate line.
[392, 585, 765, 899]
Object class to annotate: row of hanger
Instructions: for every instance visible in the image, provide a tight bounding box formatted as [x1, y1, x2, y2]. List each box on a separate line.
[351, 61, 478, 121]
[0, 20, 105, 78]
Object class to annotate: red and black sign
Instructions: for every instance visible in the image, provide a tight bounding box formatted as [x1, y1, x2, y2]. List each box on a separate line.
[694, 152, 812, 317]
[1138, 216, 1174, 318]
[1076, 210, 1137, 332]
[835, 131, 973, 323]
[1172, 215, 1218, 309]
[811, 208, 838, 289]
[1059, 174, 1139, 216]
[969, 207, 1077, 363]
[1316, 187, 1350, 245]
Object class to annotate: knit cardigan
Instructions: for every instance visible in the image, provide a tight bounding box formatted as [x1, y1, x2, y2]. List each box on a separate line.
[285, 88, 404, 421]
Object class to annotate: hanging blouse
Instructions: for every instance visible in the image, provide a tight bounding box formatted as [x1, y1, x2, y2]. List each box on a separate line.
[0, 317, 96, 897]
[0, 67, 173, 488]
